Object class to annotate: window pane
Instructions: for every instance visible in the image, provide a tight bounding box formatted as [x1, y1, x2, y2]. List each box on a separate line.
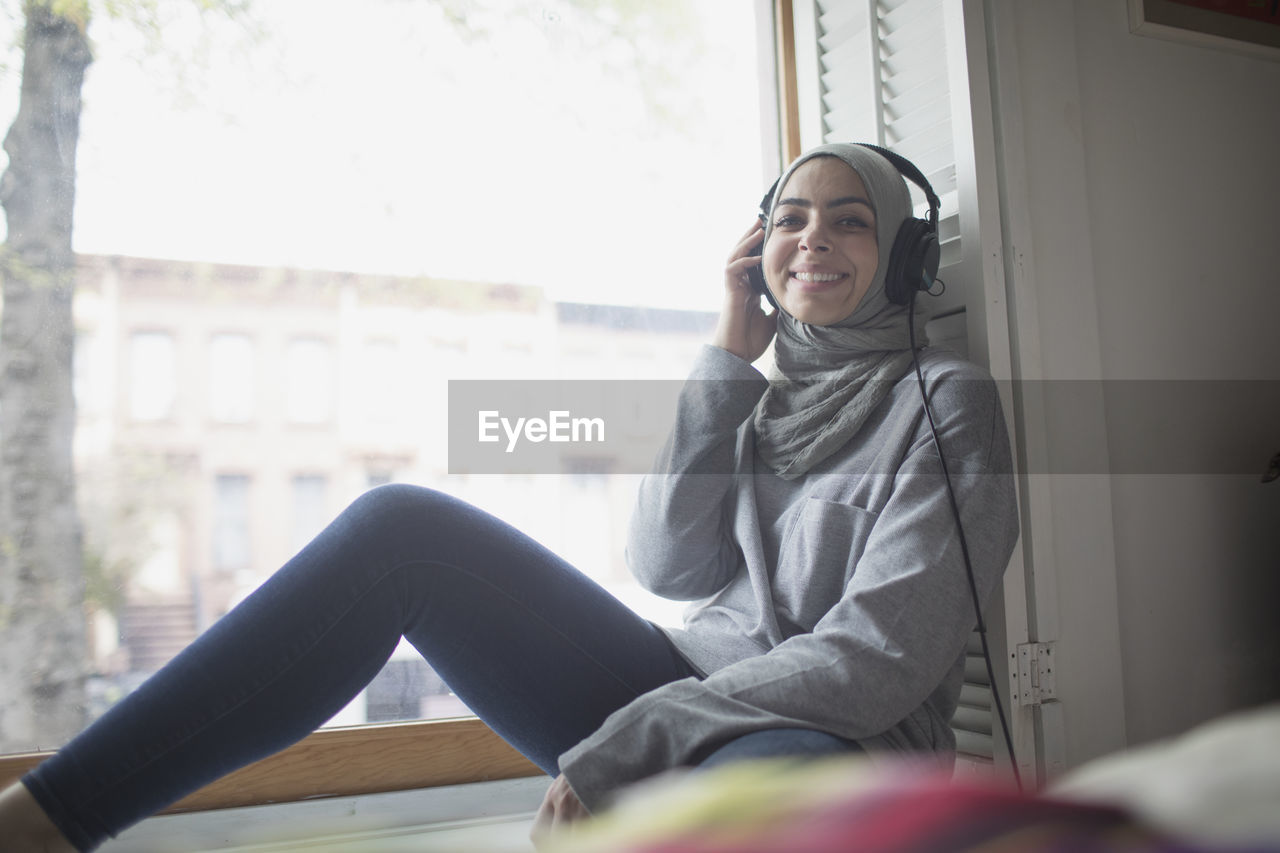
[291, 474, 329, 553]
[212, 474, 252, 573]
[128, 332, 175, 422]
[360, 339, 400, 424]
[134, 513, 186, 597]
[209, 333, 255, 423]
[2, 0, 767, 751]
[285, 339, 333, 424]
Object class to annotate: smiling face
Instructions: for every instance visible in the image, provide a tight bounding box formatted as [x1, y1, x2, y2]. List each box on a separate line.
[762, 156, 879, 326]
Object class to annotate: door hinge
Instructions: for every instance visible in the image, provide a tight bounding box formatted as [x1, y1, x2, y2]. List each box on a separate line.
[1013, 642, 1057, 707]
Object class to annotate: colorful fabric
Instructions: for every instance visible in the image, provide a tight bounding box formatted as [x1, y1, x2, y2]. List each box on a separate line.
[549, 758, 1262, 853]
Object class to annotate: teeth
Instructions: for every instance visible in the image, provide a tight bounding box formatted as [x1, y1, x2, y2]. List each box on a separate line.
[792, 272, 844, 282]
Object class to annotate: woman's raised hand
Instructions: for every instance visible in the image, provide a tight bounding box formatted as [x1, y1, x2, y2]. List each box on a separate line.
[711, 220, 777, 364]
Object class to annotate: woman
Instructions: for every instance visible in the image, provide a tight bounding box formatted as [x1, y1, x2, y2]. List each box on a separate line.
[0, 143, 1018, 851]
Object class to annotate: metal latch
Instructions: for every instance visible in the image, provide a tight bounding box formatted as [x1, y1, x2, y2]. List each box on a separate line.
[1013, 642, 1057, 707]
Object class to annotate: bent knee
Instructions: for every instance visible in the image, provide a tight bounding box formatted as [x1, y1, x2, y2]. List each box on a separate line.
[344, 483, 482, 536]
[348, 483, 452, 519]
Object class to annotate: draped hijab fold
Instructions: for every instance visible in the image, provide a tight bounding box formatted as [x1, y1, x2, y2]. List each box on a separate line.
[752, 144, 929, 480]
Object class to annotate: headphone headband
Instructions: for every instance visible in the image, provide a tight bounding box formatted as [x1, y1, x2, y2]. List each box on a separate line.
[850, 143, 940, 229]
[757, 143, 940, 229]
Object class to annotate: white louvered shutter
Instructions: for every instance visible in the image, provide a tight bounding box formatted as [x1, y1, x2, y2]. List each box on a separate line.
[799, 0, 963, 286]
[954, 630, 996, 763]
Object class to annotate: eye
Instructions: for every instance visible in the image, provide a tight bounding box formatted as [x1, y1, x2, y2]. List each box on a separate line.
[838, 215, 872, 230]
[773, 213, 804, 229]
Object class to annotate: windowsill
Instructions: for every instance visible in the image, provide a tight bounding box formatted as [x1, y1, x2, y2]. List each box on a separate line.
[0, 717, 542, 814]
[100, 776, 548, 852]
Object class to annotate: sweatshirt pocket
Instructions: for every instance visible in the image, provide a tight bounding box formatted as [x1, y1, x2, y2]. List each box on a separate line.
[774, 499, 878, 630]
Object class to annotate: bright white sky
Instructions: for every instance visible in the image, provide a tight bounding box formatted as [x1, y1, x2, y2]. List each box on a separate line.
[1, 0, 769, 311]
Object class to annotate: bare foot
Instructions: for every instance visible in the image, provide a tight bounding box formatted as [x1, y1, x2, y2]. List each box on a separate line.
[0, 781, 77, 852]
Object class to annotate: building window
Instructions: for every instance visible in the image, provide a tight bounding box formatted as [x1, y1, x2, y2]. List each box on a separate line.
[212, 474, 252, 573]
[285, 338, 333, 424]
[133, 512, 186, 597]
[129, 331, 176, 422]
[291, 474, 330, 553]
[366, 471, 394, 489]
[360, 339, 400, 424]
[209, 333, 255, 423]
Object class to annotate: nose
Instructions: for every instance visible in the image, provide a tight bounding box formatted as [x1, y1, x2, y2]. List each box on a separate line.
[799, 220, 831, 253]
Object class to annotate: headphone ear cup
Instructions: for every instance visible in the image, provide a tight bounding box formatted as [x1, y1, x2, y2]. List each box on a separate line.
[885, 218, 940, 306]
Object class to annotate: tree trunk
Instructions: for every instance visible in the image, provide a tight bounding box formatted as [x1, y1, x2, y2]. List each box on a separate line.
[0, 3, 93, 752]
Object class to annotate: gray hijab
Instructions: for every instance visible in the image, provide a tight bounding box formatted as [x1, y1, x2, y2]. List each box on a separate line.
[753, 143, 928, 480]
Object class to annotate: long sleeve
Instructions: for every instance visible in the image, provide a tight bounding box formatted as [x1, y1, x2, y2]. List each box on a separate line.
[624, 345, 770, 600]
[560, 353, 1019, 812]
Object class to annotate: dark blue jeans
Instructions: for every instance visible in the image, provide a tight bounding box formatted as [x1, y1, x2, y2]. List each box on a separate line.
[24, 484, 858, 850]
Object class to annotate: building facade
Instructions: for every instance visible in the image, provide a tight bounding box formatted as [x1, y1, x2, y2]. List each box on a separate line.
[71, 254, 714, 723]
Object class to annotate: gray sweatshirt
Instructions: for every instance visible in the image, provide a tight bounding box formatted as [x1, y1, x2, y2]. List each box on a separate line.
[559, 344, 1019, 810]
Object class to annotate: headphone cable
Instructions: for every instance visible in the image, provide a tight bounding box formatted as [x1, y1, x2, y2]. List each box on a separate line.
[907, 291, 1022, 792]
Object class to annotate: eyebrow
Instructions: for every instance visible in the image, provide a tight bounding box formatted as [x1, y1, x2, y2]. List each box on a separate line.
[775, 195, 875, 212]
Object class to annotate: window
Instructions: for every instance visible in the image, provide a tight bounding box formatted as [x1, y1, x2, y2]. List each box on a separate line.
[359, 339, 401, 424]
[367, 470, 395, 489]
[0, 0, 770, 796]
[285, 338, 334, 425]
[290, 474, 329, 553]
[134, 512, 186, 597]
[212, 474, 252, 574]
[128, 331, 176, 422]
[209, 333, 255, 423]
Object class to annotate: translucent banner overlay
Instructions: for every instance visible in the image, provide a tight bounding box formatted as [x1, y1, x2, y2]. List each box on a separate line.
[447, 379, 1280, 476]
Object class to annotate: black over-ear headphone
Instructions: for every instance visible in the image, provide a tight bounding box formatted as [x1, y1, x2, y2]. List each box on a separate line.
[749, 143, 941, 307]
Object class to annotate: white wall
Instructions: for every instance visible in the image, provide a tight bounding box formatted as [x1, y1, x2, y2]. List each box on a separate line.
[992, 0, 1280, 767]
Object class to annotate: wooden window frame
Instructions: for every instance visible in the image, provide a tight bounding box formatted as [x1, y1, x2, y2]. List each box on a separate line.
[0, 717, 540, 814]
[775, 0, 803, 164]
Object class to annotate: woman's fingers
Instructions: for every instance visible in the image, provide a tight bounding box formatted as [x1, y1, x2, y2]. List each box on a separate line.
[712, 219, 776, 363]
[726, 253, 763, 289]
[530, 774, 590, 849]
[736, 217, 764, 243]
[725, 221, 766, 295]
[728, 220, 766, 262]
